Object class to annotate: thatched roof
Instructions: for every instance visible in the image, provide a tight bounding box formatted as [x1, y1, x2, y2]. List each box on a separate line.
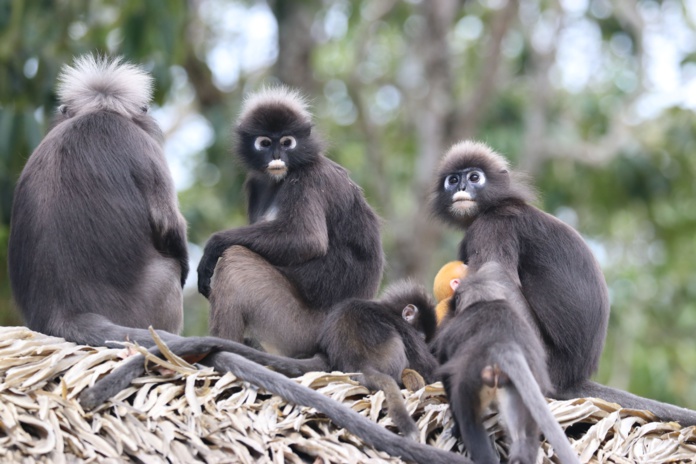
[0, 326, 694, 463]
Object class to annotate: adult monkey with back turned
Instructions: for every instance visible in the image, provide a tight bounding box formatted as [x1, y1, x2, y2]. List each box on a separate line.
[8, 55, 187, 347]
[197, 86, 384, 357]
[431, 140, 696, 425]
[432, 261, 579, 464]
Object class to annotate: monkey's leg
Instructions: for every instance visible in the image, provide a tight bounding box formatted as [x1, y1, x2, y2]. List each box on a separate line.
[441, 372, 500, 464]
[498, 388, 540, 464]
[210, 245, 324, 358]
[361, 368, 419, 440]
[448, 380, 499, 464]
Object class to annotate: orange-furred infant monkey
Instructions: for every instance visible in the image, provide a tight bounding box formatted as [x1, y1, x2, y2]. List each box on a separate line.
[433, 261, 468, 324]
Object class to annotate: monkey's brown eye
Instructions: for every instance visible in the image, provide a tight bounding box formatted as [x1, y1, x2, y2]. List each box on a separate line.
[280, 136, 297, 149]
[468, 170, 485, 184]
[446, 174, 459, 186]
[254, 136, 272, 150]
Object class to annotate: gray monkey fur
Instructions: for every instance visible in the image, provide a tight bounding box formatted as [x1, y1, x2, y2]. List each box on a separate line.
[8, 55, 188, 347]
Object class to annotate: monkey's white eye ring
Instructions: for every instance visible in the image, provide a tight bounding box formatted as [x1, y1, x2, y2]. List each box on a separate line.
[280, 136, 297, 149]
[468, 170, 486, 185]
[444, 174, 460, 188]
[255, 136, 272, 150]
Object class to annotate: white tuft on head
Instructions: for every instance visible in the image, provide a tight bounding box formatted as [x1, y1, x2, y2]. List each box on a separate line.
[239, 85, 312, 124]
[57, 54, 153, 118]
[446, 140, 510, 172]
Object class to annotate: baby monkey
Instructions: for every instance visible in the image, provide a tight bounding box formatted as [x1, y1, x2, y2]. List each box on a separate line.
[319, 280, 438, 439]
[431, 262, 579, 464]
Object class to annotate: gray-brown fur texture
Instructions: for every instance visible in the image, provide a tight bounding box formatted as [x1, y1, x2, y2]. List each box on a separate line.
[431, 140, 696, 426]
[432, 262, 579, 464]
[199, 86, 384, 355]
[319, 280, 438, 438]
[8, 55, 188, 347]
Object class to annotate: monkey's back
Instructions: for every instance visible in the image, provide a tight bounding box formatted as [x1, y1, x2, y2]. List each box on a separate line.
[434, 299, 550, 393]
[279, 159, 384, 309]
[462, 201, 610, 389]
[8, 111, 180, 334]
[320, 299, 402, 375]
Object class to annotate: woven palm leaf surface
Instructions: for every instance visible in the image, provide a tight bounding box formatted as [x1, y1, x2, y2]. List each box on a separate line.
[0, 326, 694, 463]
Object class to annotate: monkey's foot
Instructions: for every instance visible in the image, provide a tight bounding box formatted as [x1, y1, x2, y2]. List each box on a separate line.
[402, 369, 426, 392]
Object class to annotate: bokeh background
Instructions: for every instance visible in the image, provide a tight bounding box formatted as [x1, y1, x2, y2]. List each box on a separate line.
[1, 0, 696, 409]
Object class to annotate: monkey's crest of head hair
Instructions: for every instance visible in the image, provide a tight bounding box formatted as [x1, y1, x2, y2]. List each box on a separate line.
[238, 86, 312, 130]
[57, 54, 153, 118]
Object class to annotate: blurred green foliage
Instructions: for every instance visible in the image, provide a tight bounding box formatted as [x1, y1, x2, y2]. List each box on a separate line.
[1, 0, 695, 409]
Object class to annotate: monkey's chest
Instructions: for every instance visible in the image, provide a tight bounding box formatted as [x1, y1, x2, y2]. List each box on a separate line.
[260, 204, 279, 222]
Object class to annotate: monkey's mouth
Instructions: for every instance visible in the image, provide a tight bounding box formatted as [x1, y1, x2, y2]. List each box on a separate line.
[451, 191, 474, 205]
[267, 160, 288, 177]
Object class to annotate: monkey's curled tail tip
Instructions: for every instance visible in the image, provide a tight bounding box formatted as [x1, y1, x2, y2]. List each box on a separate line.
[240, 85, 312, 123]
[57, 54, 153, 117]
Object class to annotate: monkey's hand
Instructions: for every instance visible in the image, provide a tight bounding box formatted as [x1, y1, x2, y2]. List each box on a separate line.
[197, 235, 225, 298]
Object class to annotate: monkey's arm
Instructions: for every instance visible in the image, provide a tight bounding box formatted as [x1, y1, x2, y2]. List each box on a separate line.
[197, 191, 328, 297]
[459, 216, 521, 286]
[136, 159, 189, 287]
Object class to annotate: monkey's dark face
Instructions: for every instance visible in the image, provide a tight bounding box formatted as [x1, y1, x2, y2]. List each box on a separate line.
[236, 105, 320, 181]
[442, 168, 487, 217]
[432, 142, 512, 226]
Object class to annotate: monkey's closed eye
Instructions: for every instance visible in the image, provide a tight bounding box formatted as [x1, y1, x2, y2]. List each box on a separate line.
[59, 105, 68, 115]
[280, 135, 297, 149]
[254, 136, 272, 150]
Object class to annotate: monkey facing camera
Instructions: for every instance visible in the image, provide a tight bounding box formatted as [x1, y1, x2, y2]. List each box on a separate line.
[198, 86, 384, 357]
[431, 140, 696, 426]
[8, 55, 188, 347]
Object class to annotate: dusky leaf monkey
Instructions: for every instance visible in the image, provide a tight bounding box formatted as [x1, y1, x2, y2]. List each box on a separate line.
[431, 140, 696, 425]
[319, 280, 439, 439]
[197, 87, 384, 356]
[432, 262, 580, 464]
[433, 261, 468, 324]
[8, 55, 188, 347]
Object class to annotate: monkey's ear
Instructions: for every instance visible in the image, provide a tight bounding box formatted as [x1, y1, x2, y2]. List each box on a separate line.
[140, 105, 149, 113]
[450, 278, 460, 292]
[59, 105, 69, 115]
[402, 304, 418, 323]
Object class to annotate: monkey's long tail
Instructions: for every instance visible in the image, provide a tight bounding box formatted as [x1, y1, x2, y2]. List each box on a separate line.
[496, 348, 580, 464]
[559, 380, 696, 427]
[206, 352, 471, 464]
[79, 335, 329, 409]
[80, 340, 469, 464]
[361, 367, 419, 440]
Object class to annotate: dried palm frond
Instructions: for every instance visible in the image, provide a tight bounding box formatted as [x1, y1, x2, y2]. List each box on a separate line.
[0, 326, 694, 463]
